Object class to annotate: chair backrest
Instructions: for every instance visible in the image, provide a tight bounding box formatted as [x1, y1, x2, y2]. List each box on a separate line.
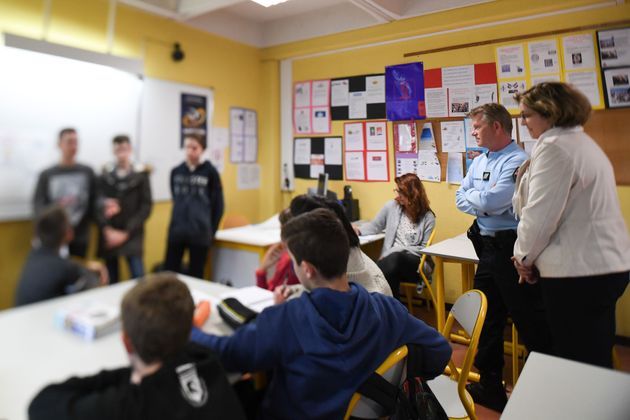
[344, 345, 408, 420]
[442, 289, 487, 419]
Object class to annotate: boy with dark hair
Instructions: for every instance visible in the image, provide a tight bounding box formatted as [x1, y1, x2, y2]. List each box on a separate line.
[164, 134, 224, 278]
[15, 205, 107, 306]
[97, 135, 152, 283]
[29, 273, 246, 420]
[191, 208, 451, 419]
[33, 128, 97, 258]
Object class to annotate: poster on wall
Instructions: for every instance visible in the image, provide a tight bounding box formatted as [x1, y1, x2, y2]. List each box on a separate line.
[424, 63, 498, 117]
[603, 67, 630, 108]
[598, 28, 630, 68]
[181, 93, 207, 148]
[293, 80, 331, 135]
[293, 137, 343, 180]
[393, 122, 418, 177]
[230, 107, 258, 163]
[342, 120, 390, 182]
[331, 74, 386, 120]
[385, 62, 426, 121]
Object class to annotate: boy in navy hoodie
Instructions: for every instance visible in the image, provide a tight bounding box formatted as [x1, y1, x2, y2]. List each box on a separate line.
[191, 208, 451, 420]
[164, 134, 224, 278]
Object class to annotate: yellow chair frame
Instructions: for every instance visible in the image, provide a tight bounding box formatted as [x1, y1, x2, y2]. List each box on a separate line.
[400, 228, 438, 313]
[431, 289, 487, 420]
[344, 345, 409, 420]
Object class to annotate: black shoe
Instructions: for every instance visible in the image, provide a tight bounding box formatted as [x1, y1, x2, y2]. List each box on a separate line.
[465, 381, 507, 412]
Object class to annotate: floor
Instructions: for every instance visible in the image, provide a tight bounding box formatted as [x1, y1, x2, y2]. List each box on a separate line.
[407, 301, 630, 420]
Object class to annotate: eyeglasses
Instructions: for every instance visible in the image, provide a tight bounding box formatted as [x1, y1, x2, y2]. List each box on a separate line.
[393, 188, 402, 194]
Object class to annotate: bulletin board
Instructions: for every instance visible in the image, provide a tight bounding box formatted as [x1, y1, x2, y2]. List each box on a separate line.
[330, 73, 386, 120]
[293, 137, 343, 180]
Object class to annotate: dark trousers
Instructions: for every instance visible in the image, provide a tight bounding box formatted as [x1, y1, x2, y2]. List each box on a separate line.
[105, 255, 144, 284]
[68, 241, 88, 259]
[473, 233, 553, 376]
[540, 272, 629, 368]
[164, 240, 209, 279]
[377, 251, 421, 299]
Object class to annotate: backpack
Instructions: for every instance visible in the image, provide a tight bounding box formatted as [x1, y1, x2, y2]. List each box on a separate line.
[352, 344, 448, 420]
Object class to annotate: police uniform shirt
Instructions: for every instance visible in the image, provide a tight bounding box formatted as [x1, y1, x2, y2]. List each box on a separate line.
[455, 141, 527, 236]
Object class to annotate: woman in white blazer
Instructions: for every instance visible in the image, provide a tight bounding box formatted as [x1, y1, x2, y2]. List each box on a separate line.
[512, 82, 630, 368]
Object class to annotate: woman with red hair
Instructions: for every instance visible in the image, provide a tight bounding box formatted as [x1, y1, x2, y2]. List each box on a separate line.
[355, 173, 435, 298]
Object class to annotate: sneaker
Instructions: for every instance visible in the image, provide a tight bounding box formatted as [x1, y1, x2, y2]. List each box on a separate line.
[466, 381, 508, 412]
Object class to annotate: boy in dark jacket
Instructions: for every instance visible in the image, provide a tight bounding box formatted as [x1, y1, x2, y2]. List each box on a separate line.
[15, 205, 107, 306]
[29, 273, 246, 420]
[33, 128, 97, 258]
[164, 134, 224, 278]
[97, 135, 152, 283]
[191, 209, 451, 420]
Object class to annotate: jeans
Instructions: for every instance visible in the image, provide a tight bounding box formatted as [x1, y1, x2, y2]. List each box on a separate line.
[105, 255, 145, 284]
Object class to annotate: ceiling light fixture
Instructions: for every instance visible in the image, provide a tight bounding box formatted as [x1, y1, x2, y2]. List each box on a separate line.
[251, 0, 290, 7]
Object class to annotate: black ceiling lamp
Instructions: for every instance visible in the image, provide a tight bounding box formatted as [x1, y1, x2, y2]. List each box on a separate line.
[171, 43, 185, 62]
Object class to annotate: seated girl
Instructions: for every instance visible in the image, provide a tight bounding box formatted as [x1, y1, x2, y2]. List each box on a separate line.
[355, 173, 435, 298]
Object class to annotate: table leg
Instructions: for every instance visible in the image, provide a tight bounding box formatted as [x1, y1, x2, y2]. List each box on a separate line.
[435, 256, 445, 331]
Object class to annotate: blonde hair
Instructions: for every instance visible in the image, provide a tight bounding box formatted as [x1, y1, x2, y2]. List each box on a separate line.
[514, 82, 591, 127]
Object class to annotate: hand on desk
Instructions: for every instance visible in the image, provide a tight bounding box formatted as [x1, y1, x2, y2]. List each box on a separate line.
[512, 257, 539, 285]
[273, 285, 294, 305]
[85, 261, 109, 286]
[351, 224, 361, 236]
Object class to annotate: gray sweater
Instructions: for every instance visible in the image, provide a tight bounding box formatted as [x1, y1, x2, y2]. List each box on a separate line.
[359, 200, 435, 259]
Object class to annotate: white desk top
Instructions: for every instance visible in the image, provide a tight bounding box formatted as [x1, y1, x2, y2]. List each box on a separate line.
[502, 352, 630, 420]
[0, 275, 272, 420]
[419, 233, 478, 263]
[215, 224, 384, 248]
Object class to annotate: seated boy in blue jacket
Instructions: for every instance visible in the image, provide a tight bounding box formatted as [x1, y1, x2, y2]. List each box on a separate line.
[191, 208, 451, 420]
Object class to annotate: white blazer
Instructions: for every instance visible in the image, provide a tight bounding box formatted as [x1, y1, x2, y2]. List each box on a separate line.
[513, 126, 630, 278]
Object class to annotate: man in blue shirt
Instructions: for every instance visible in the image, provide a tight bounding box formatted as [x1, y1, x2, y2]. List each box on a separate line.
[456, 104, 552, 412]
[191, 208, 451, 420]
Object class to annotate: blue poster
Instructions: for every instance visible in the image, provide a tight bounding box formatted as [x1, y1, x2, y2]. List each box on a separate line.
[385, 62, 426, 121]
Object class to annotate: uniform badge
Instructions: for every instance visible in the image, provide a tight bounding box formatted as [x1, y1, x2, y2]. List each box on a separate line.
[482, 171, 490, 181]
[176, 363, 208, 407]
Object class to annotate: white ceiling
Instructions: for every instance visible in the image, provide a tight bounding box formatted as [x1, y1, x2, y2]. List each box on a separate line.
[120, 0, 494, 48]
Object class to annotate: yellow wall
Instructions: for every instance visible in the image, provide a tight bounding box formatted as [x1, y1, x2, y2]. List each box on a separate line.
[0, 0, 263, 308]
[1, 0, 629, 335]
[261, 0, 630, 334]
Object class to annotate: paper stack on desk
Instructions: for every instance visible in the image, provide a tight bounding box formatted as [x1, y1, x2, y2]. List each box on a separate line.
[55, 301, 120, 341]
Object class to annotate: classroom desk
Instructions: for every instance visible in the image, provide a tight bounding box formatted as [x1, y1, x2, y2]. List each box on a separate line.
[419, 233, 478, 331]
[502, 352, 630, 420]
[0, 275, 272, 420]
[211, 220, 384, 287]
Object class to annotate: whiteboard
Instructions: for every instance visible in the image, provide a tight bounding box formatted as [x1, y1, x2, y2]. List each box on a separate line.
[0, 45, 143, 221]
[138, 78, 214, 201]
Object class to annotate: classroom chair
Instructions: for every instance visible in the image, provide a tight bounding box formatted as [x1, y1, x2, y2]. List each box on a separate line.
[399, 228, 438, 314]
[343, 345, 408, 420]
[428, 290, 487, 420]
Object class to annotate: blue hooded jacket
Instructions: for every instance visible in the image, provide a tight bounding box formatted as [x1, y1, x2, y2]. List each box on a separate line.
[191, 283, 451, 419]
